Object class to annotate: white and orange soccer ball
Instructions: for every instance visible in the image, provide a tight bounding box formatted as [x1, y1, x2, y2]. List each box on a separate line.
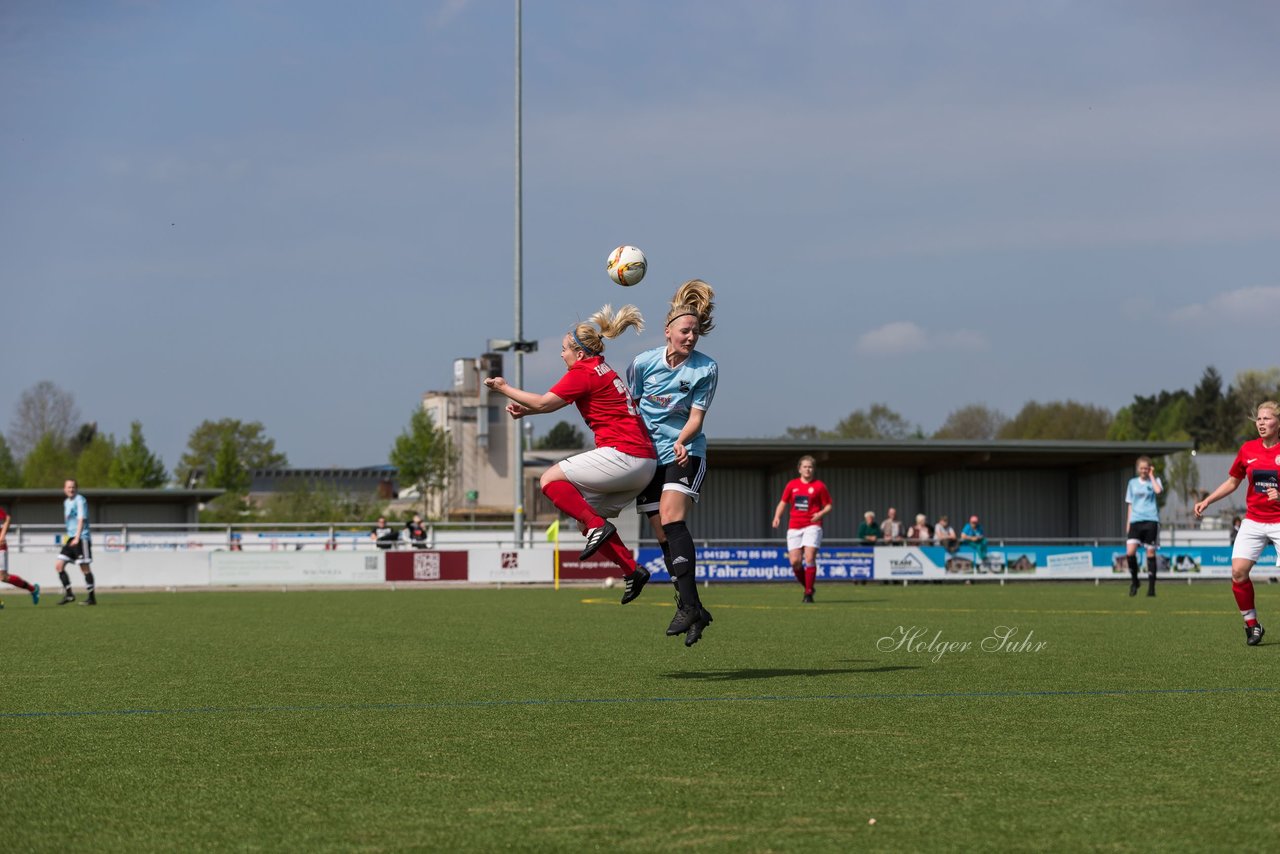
[606, 245, 647, 287]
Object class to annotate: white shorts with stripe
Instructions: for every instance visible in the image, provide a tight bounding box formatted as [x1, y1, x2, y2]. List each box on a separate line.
[1231, 518, 1280, 566]
[786, 525, 824, 551]
[558, 447, 657, 520]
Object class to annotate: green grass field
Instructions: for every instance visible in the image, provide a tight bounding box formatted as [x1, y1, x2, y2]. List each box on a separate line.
[3, 580, 1277, 852]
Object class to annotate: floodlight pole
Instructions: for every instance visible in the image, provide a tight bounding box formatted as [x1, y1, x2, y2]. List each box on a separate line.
[512, 0, 525, 544]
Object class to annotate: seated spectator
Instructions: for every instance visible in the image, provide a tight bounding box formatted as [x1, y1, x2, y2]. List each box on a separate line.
[370, 517, 397, 550]
[933, 515, 958, 553]
[906, 514, 931, 544]
[880, 507, 905, 544]
[960, 515, 987, 562]
[405, 514, 428, 549]
[857, 511, 880, 544]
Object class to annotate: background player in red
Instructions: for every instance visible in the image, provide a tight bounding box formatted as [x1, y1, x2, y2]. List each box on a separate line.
[1194, 400, 1280, 646]
[0, 505, 41, 604]
[772, 455, 833, 603]
[485, 304, 656, 605]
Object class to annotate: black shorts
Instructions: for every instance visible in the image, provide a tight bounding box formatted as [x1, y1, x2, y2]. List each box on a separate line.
[59, 537, 93, 565]
[636, 456, 706, 513]
[1126, 521, 1159, 547]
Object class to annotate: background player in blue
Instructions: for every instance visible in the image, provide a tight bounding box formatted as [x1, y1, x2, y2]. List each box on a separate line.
[1124, 455, 1163, 597]
[56, 478, 96, 605]
[627, 279, 718, 646]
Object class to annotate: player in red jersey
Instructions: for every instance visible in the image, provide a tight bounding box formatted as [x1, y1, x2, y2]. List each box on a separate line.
[1195, 401, 1280, 646]
[772, 455, 833, 603]
[484, 304, 657, 604]
[0, 506, 41, 604]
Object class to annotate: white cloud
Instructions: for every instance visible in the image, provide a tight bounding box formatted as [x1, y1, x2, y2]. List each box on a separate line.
[856, 321, 989, 356]
[1170, 285, 1280, 324]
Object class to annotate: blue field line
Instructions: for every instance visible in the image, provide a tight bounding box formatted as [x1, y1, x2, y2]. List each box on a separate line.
[2, 685, 1275, 720]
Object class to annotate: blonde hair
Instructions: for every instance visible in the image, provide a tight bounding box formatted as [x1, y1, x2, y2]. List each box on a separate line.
[915, 514, 927, 526]
[1257, 400, 1279, 418]
[665, 279, 715, 335]
[569, 304, 644, 355]
[798, 455, 815, 467]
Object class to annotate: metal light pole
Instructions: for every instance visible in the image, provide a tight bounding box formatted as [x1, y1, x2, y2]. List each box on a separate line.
[512, 0, 525, 544]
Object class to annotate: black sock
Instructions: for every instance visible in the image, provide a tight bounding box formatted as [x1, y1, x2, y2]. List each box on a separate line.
[659, 540, 672, 572]
[59, 570, 72, 595]
[1147, 557, 1156, 587]
[663, 521, 700, 608]
[1126, 554, 1139, 583]
[85, 572, 96, 597]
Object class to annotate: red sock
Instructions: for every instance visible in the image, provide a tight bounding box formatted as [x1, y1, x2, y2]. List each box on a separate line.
[542, 481, 603, 528]
[804, 565, 817, 596]
[594, 533, 637, 573]
[1232, 579, 1257, 624]
[792, 565, 805, 585]
[5, 574, 33, 591]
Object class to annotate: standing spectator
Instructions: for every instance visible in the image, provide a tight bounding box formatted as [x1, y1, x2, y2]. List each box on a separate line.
[880, 507, 905, 544]
[906, 514, 932, 544]
[1124, 455, 1163, 597]
[55, 479, 95, 606]
[772, 455, 833, 603]
[857, 511, 880, 544]
[960, 515, 987, 563]
[1194, 400, 1280, 647]
[405, 514, 428, 549]
[370, 517, 397, 550]
[486, 303, 656, 604]
[933, 515, 958, 553]
[0, 505, 40, 604]
[628, 279, 718, 646]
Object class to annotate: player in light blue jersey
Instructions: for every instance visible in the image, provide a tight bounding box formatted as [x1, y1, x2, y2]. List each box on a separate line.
[1124, 456, 1163, 598]
[55, 478, 96, 605]
[627, 279, 718, 646]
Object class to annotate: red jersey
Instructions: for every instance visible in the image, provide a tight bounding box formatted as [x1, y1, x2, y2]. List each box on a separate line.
[779, 478, 832, 528]
[1229, 438, 1280, 524]
[549, 357, 656, 459]
[0, 507, 7, 550]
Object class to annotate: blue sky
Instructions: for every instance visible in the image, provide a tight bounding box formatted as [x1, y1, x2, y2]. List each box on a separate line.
[2, 0, 1278, 469]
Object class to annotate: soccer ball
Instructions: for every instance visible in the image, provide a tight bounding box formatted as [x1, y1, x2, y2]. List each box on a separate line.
[604, 576, 616, 588]
[606, 245, 647, 287]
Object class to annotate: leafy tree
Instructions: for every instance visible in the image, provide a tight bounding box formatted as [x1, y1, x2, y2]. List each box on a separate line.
[1164, 449, 1201, 521]
[110, 421, 169, 488]
[208, 435, 252, 493]
[199, 492, 255, 525]
[0, 434, 21, 487]
[20, 433, 75, 487]
[177, 419, 287, 487]
[932, 405, 1008, 440]
[782, 425, 821, 441]
[831, 403, 916, 439]
[535, 421, 586, 450]
[1187, 366, 1233, 451]
[258, 483, 387, 524]
[997, 401, 1112, 440]
[1225, 368, 1280, 445]
[390, 407, 456, 517]
[75, 431, 116, 487]
[9, 380, 80, 460]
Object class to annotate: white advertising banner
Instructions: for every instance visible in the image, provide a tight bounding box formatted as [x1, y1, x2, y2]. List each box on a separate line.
[210, 551, 384, 585]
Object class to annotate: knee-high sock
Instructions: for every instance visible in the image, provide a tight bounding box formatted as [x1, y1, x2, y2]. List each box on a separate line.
[804, 565, 816, 596]
[664, 521, 700, 609]
[4, 574, 34, 592]
[85, 571, 95, 596]
[542, 481, 603, 529]
[1146, 555, 1157, 587]
[59, 569, 72, 595]
[1233, 579, 1257, 624]
[595, 533, 637, 574]
[1127, 554, 1139, 583]
[792, 564, 805, 585]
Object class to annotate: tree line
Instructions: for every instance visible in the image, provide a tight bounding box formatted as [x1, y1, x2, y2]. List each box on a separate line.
[5, 366, 1275, 521]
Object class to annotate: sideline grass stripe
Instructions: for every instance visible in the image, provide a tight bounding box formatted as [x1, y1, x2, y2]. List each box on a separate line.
[5, 684, 1274, 720]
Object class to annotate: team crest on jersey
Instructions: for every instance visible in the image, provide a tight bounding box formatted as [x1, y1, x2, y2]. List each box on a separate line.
[1275, 454, 1280, 466]
[679, 380, 690, 393]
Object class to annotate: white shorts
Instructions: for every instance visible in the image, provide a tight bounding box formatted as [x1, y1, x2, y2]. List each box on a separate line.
[558, 447, 657, 520]
[1231, 518, 1280, 566]
[787, 525, 824, 551]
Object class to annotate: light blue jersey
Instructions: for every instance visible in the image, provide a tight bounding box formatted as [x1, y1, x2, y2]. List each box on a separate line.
[64, 493, 90, 539]
[1125, 476, 1161, 523]
[627, 346, 718, 465]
